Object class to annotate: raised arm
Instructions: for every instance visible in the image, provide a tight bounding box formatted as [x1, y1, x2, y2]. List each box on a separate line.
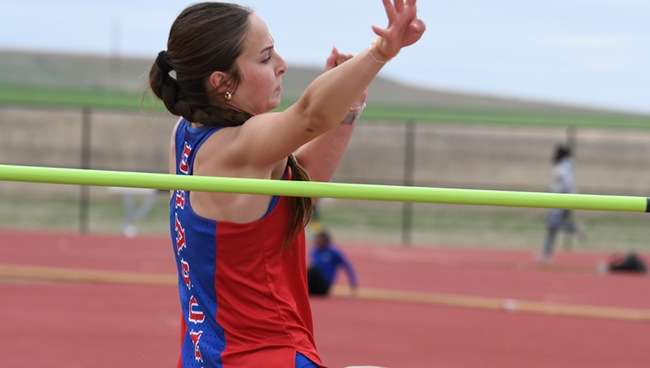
[294, 48, 367, 182]
[231, 0, 425, 169]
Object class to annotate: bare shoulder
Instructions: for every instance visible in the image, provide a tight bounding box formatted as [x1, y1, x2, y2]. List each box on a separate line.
[194, 124, 285, 179]
[190, 124, 288, 223]
[223, 107, 319, 169]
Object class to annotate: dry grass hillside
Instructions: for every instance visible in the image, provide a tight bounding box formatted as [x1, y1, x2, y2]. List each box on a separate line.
[2, 49, 647, 117]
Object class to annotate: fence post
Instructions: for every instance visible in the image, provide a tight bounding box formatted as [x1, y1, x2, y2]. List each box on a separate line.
[401, 120, 416, 245]
[79, 107, 92, 234]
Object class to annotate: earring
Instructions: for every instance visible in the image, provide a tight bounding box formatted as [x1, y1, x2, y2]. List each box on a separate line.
[224, 91, 233, 101]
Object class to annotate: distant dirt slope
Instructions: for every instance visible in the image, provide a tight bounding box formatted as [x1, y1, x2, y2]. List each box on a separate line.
[1, 49, 647, 117]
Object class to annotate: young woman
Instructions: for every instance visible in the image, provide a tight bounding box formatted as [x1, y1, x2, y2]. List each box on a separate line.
[149, 1, 425, 367]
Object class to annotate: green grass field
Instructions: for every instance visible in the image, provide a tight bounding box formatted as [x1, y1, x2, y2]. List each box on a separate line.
[2, 84, 650, 129]
[0, 84, 160, 111]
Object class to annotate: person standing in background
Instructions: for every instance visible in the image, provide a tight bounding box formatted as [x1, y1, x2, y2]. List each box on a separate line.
[540, 144, 585, 262]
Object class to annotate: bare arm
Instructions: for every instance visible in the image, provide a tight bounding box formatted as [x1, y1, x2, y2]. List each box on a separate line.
[231, 48, 382, 168]
[295, 48, 367, 182]
[227, 0, 425, 170]
[295, 122, 355, 182]
[337, 249, 358, 289]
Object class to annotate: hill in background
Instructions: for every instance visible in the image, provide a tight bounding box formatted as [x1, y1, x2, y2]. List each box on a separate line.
[2, 49, 648, 119]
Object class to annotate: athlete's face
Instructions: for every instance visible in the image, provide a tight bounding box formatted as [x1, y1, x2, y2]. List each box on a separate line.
[230, 13, 287, 115]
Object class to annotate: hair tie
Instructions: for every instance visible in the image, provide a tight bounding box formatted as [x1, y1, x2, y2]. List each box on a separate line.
[156, 51, 173, 74]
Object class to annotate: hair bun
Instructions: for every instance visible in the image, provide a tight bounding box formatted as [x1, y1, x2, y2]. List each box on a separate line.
[156, 51, 173, 74]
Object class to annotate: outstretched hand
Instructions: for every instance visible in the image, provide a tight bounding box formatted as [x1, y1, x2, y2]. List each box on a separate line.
[325, 47, 368, 108]
[372, 0, 426, 61]
[325, 47, 353, 71]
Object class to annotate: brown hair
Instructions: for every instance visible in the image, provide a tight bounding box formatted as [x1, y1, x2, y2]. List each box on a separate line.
[150, 2, 312, 244]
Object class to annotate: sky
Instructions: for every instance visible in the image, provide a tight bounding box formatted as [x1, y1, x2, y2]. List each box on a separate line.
[1, 0, 648, 113]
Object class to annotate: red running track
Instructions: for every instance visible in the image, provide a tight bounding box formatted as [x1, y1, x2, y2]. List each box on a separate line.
[1, 230, 649, 368]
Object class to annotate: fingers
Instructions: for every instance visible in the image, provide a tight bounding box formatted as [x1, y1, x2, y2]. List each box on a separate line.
[402, 18, 426, 47]
[406, 0, 416, 15]
[325, 47, 338, 70]
[382, 0, 396, 24]
[333, 46, 340, 59]
[375, 0, 423, 57]
[394, 0, 404, 13]
[326, 47, 354, 70]
[411, 18, 426, 33]
[371, 25, 389, 38]
[336, 53, 353, 65]
[326, 50, 336, 64]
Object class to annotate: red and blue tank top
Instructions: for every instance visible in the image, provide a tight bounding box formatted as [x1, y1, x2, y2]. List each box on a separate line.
[170, 119, 321, 368]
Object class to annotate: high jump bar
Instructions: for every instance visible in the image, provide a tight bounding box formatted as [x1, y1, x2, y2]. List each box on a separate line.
[0, 164, 648, 213]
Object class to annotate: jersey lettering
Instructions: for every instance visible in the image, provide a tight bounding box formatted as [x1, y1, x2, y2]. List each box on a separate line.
[188, 296, 205, 324]
[175, 214, 186, 255]
[181, 259, 191, 290]
[179, 142, 192, 174]
[189, 330, 204, 363]
[175, 191, 186, 209]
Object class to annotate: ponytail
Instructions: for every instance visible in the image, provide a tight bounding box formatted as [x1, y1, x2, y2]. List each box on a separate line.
[284, 155, 313, 246]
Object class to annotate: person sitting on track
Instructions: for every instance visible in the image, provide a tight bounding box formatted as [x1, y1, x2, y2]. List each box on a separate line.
[308, 229, 358, 296]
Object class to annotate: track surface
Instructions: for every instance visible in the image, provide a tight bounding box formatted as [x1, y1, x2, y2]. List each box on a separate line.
[1, 230, 648, 367]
